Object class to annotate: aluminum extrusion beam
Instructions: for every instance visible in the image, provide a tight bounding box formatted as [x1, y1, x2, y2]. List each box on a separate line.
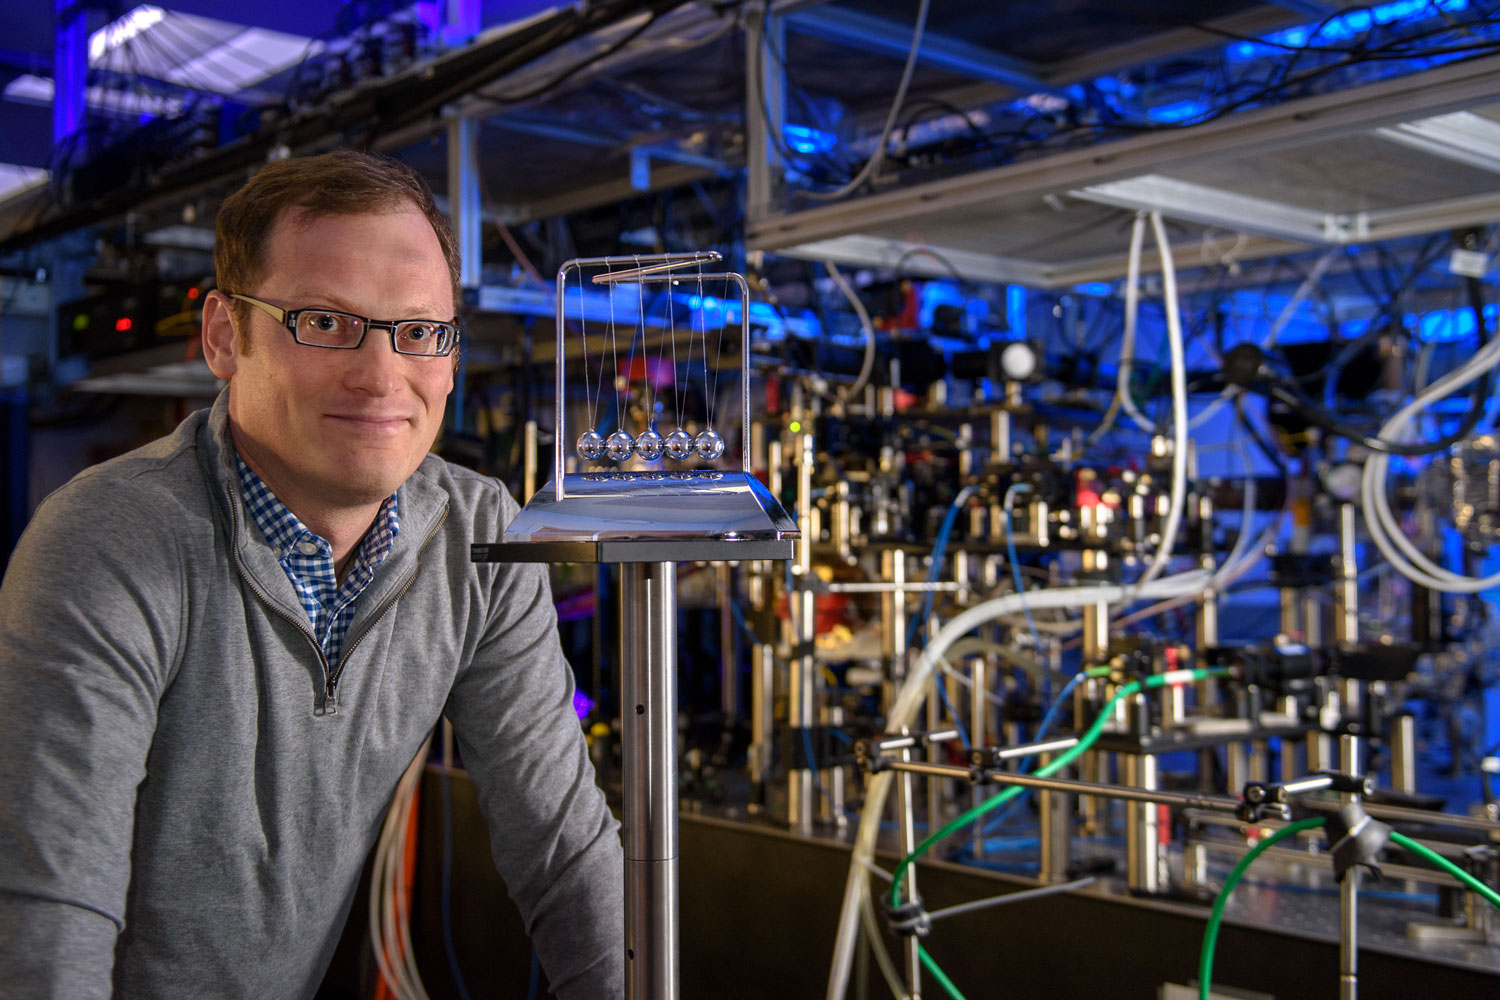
[786, 6, 1047, 93]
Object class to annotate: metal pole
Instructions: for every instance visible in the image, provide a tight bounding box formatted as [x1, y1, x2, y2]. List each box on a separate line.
[1125, 753, 1162, 894]
[970, 657, 988, 858]
[749, 643, 773, 812]
[719, 564, 737, 721]
[620, 562, 679, 1000]
[1340, 732, 1361, 1000]
[1391, 714, 1417, 794]
[789, 429, 816, 833]
[895, 742, 922, 998]
[1038, 750, 1072, 882]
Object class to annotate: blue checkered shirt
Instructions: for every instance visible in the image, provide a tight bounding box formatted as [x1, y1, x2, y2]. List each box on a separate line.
[236, 456, 399, 668]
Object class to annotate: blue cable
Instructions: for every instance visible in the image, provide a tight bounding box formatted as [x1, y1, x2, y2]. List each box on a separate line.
[980, 669, 1088, 835]
[527, 946, 539, 1000]
[906, 487, 974, 648]
[1002, 483, 1047, 694]
[440, 768, 473, 1000]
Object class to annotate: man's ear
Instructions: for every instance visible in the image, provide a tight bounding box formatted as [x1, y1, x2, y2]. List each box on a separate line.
[202, 291, 240, 379]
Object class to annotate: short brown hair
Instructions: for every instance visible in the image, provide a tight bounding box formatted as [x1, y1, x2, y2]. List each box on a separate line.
[214, 149, 461, 344]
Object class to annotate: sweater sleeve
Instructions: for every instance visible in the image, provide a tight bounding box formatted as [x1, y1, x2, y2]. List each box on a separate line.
[444, 490, 624, 1000]
[0, 474, 182, 996]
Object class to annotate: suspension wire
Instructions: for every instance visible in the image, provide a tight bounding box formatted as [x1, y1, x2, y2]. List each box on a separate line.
[620, 255, 645, 434]
[575, 269, 595, 432]
[605, 259, 621, 429]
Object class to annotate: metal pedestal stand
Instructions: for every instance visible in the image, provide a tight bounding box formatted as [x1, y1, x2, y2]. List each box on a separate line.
[475, 251, 797, 998]
[476, 531, 794, 998]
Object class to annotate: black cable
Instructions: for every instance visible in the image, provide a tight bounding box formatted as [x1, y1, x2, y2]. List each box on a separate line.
[1258, 275, 1492, 456]
[1235, 394, 1287, 477]
[486, 9, 665, 104]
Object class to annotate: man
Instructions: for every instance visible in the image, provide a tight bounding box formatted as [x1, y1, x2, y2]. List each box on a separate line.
[0, 150, 623, 998]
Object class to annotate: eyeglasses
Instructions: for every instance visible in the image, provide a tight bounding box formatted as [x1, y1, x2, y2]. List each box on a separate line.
[226, 293, 461, 358]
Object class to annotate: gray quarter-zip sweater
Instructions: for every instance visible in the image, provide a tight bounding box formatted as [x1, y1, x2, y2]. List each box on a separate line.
[0, 390, 623, 998]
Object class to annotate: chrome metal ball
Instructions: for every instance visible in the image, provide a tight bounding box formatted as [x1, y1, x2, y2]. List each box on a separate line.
[694, 428, 725, 461]
[605, 430, 635, 463]
[664, 428, 694, 461]
[635, 426, 665, 461]
[576, 429, 605, 461]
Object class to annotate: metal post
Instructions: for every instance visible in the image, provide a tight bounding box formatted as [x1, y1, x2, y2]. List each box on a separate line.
[53, 0, 86, 157]
[789, 430, 816, 833]
[744, 5, 784, 222]
[620, 562, 679, 1000]
[895, 742, 922, 998]
[1125, 753, 1162, 894]
[523, 419, 538, 503]
[446, 116, 482, 291]
[1038, 750, 1072, 882]
[1340, 733, 1361, 1000]
[970, 656, 988, 858]
[749, 643, 774, 811]
[719, 564, 737, 721]
[1391, 713, 1417, 794]
[1337, 504, 1359, 643]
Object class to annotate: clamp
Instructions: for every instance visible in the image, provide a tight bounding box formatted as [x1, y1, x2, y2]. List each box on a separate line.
[1238, 770, 1373, 823]
[880, 894, 931, 938]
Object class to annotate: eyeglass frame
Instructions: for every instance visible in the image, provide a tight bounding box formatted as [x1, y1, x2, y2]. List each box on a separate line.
[224, 292, 462, 358]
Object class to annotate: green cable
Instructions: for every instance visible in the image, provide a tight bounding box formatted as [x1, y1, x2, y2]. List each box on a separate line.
[1198, 817, 1326, 1000]
[917, 944, 969, 1000]
[891, 666, 1227, 909]
[1389, 831, 1500, 910]
[884, 667, 1229, 998]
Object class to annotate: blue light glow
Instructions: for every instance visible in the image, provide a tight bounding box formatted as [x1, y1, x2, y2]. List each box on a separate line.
[1230, 0, 1468, 59]
[784, 123, 836, 154]
[572, 690, 594, 720]
[1073, 281, 1113, 297]
[1146, 100, 1208, 124]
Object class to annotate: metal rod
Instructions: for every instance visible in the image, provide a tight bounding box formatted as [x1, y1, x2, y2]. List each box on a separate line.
[992, 735, 1081, 761]
[895, 742, 921, 997]
[588, 252, 723, 281]
[970, 657, 988, 859]
[788, 427, 816, 833]
[1125, 754, 1162, 894]
[1391, 714, 1417, 794]
[1037, 750, 1072, 882]
[825, 581, 963, 593]
[620, 562, 679, 1000]
[883, 759, 1241, 813]
[926, 876, 1097, 923]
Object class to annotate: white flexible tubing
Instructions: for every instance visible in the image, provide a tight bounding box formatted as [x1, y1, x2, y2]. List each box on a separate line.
[825, 260, 878, 399]
[1134, 212, 1190, 592]
[825, 570, 1211, 1000]
[1362, 335, 1500, 588]
[803, 0, 930, 201]
[1360, 334, 1500, 592]
[1117, 213, 1154, 433]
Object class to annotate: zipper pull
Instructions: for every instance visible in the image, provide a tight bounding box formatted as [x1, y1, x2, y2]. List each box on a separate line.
[324, 682, 339, 716]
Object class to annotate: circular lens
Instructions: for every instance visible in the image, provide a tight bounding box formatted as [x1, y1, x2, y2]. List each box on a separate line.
[576, 429, 605, 461]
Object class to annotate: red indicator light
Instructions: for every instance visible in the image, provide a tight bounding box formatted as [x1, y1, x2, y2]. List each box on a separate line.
[116, 317, 133, 332]
[187, 287, 200, 300]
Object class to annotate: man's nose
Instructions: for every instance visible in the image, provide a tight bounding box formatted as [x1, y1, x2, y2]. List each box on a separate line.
[343, 325, 405, 393]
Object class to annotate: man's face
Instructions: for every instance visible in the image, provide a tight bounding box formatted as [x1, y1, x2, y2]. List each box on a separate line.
[205, 205, 455, 516]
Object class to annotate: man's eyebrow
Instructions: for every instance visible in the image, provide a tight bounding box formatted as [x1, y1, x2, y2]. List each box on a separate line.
[279, 293, 453, 318]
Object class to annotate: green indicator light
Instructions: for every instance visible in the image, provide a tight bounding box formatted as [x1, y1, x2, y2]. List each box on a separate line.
[789, 421, 802, 432]
[72, 314, 89, 331]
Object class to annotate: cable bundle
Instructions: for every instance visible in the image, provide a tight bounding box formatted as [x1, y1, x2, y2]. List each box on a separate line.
[370, 735, 434, 1000]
